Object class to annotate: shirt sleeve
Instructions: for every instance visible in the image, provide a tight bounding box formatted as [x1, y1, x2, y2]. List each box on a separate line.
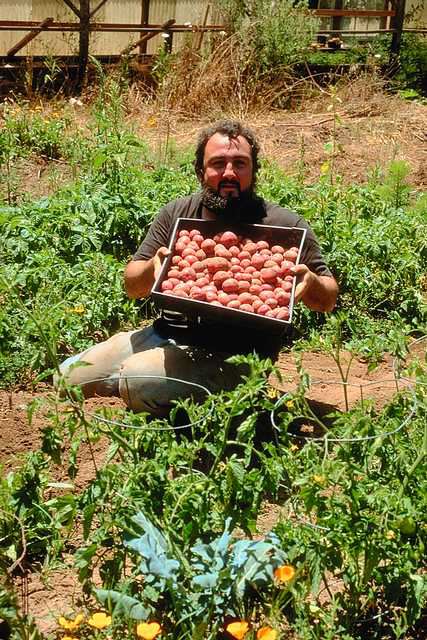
[132, 204, 174, 261]
[296, 219, 333, 278]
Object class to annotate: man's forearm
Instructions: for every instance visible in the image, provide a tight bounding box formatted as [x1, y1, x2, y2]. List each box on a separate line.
[302, 275, 338, 312]
[124, 259, 155, 299]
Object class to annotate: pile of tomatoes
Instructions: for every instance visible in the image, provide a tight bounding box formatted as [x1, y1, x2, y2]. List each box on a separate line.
[160, 228, 299, 320]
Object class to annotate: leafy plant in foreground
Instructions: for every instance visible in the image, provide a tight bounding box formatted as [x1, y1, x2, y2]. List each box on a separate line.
[96, 513, 287, 639]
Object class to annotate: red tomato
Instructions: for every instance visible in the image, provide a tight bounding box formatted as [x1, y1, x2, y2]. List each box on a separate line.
[178, 229, 190, 237]
[229, 246, 240, 257]
[177, 259, 191, 269]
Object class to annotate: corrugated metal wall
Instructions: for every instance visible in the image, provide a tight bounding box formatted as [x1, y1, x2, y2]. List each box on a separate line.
[0, 0, 217, 56]
[0, 1, 425, 57]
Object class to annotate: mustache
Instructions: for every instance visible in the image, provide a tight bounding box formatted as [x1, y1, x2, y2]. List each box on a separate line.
[218, 180, 240, 189]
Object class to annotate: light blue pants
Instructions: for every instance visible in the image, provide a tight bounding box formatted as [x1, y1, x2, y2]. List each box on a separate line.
[56, 324, 245, 415]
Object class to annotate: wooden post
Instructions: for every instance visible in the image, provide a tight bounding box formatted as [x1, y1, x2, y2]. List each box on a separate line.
[7, 17, 53, 57]
[139, 0, 150, 54]
[77, 0, 90, 92]
[194, 3, 211, 52]
[390, 0, 406, 62]
[332, 0, 343, 35]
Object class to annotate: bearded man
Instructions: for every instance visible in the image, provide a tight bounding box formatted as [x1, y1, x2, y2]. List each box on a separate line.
[58, 120, 338, 414]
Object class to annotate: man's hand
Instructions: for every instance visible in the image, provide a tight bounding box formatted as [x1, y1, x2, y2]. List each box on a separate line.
[153, 246, 171, 280]
[124, 247, 171, 299]
[292, 264, 338, 312]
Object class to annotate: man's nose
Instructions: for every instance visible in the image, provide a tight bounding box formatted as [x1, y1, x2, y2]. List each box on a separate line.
[222, 161, 237, 178]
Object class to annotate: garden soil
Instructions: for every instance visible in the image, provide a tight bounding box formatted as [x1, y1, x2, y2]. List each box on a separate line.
[1, 341, 425, 635]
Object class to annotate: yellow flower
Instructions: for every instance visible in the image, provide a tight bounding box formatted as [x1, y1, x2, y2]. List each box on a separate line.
[385, 530, 396, 540]
[58, 613, 84, 631]
[147, 116, 157, 127]
[226, 620, 250, 639]
[313, 474, 326, 485]
[136, 622, 162, 639]
[62, 637, 78, 640]
[286, 400, 294, 409]
[66, 304, 85, 314]
[274, 564, 295, 583]
[257, 626, 277, 640]
[267, 387, 278, 399]
[290, 443, 298, 452]
[87, 612, 112, 629]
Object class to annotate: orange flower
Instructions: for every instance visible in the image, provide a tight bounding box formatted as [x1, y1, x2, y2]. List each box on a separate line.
[274, 564, 295, 583]
[136, 621, 162, 639]
[226, 620, 250, 639]
[58, 613, 84, 631]
[257, 626, 277, 640]
[87, 611, 112, 629]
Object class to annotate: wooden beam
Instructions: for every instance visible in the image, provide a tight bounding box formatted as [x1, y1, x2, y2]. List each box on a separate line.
[313, 9, 395, 17]
[77, 0, 90, 92]
[121, 18, 175, 56]
[90, 0, 110, 19]
[61, 0, 80, 19]
[6, 17, 53, 57]
[0, 20, 225, 33]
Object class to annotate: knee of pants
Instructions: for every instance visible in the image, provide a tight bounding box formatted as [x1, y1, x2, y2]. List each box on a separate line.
[118, 348, 208, 414]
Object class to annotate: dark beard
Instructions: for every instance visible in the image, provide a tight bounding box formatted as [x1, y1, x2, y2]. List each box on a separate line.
[200, 184, 266, 222]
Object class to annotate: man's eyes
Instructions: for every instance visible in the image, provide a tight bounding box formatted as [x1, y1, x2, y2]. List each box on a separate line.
[210, 159, 249, 170]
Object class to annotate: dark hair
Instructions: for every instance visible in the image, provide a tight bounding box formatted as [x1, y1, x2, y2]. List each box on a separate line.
[194, 120, 261, 182]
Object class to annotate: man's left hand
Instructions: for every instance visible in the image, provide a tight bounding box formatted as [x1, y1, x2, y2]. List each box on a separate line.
[291, 264, 338, 313]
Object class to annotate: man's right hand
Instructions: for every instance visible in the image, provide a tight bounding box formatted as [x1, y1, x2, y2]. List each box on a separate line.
[124, 246, 171, 299]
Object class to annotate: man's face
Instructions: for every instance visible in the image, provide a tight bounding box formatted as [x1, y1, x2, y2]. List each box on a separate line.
[201, 133, 254, 199]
